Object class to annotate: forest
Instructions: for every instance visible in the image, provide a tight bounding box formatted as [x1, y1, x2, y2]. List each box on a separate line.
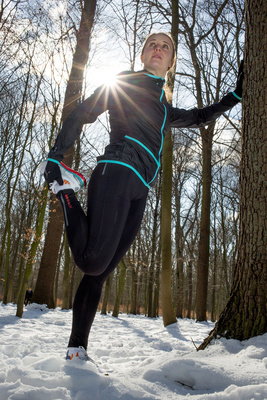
[0, 0, 253, 324]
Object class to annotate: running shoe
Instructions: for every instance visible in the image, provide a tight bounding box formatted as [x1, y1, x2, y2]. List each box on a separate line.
[39, 159, 86, 194]
[66, 346, 91, 361]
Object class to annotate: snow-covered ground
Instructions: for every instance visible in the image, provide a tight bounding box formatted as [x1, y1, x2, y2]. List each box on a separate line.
[0, 303, 266, 400]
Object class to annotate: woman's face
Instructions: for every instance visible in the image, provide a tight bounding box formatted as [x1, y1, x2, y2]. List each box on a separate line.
[140, 34, 175, 78]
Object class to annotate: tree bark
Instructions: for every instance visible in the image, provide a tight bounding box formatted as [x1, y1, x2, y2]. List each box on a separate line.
[152, 247, 161, 318]
[33, 0, 97, 308]
[147, 181, 161, 317]
[62, 235, 71, 310]
[112, 260, 127, 318]
[101, 273, 113, 315]
[160, 0, 178, 327]
[16, 186, 49, 317]
[196, 124, 214, 321]
[186, 260, 193, 319]
[198, 0, 267, 348]
[161, 128, 177, 326]
[175, 191, 184, 318]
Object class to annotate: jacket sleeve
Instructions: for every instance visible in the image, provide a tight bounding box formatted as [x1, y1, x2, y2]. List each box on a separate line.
[169, 92, 240, 129]
[48, 85, 110, 161]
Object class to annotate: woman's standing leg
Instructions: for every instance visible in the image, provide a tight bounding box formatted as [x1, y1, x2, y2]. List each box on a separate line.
[68, 186, 148, 349]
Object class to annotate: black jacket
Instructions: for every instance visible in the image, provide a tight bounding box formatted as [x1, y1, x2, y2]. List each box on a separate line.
[48, 70, 240, 188]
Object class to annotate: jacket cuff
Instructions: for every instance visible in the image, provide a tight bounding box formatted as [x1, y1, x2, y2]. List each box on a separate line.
[232, 91, 242, 101]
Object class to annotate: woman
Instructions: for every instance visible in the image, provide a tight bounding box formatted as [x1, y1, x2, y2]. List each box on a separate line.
[42, 33, 243, 361]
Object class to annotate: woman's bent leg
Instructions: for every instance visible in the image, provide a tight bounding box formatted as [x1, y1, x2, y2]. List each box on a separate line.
[59, 163, 148, 276]
[57, 190, 89, 256]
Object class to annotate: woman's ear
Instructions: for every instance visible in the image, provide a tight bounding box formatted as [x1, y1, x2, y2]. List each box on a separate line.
[168, 58, 176, 70]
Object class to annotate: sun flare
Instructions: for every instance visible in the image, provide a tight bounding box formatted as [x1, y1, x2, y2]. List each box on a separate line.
[87, 64, 126, 91]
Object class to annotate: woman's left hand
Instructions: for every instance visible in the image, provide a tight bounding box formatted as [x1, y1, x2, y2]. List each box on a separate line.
[234, 60, 244, 98]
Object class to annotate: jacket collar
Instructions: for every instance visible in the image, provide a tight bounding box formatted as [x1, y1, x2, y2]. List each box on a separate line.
[141, 69, 165, 87]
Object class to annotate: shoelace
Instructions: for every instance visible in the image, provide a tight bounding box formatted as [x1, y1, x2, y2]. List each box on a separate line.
[49, 181, 60, 194]
[49, 181, 58, 193]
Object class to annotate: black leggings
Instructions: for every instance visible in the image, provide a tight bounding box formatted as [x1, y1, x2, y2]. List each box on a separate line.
[58, 163, 148, 349]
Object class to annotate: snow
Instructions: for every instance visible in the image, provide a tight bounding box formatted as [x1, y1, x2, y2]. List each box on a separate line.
[0, 303, 266, 400]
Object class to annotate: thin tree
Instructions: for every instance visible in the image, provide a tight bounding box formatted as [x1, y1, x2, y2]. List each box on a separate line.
[112, 260, 127, 317]
[101, 273, 113, 314]
[147, 179, 161, 317]
[199, 0, 267, 348]
[160, 0, 179, 327]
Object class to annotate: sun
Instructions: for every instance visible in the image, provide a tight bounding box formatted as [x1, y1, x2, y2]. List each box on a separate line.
[86, 63, 126, 91]
[101, 69, 120, 87]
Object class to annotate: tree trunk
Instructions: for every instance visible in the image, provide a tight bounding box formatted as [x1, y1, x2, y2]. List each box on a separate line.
[55, 238, 64, 306]
[219, 170, 230, 299]
[16, 186, 49, 317]
[33, 0, 97, 308]
[211, 211, 218, 322]
[101, 273, 113, 315]
[186, 260, 193, 319]
[199, 0, 267, 348]
[160, 0, 178, 327]
[175, 191, 184, 318]
[161, 128, 176, 326]
[130, 265, 139, 315]
[147, 181, 161, 317]
[112, 260, 127, 318]
[130, 233, 140, 315]
[33, 198, 64, 308]
[153, 248, 161, 318]
[196, 124, 214, 321]
[6, 207, 26, 303]
[62, 235, 71, 310]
